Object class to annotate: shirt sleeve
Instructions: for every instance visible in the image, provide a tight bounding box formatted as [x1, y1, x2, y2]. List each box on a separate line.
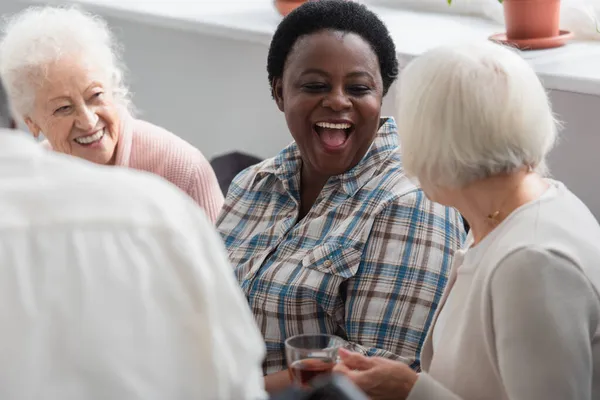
[343, 189, 465, 369]
[488, 247, 598, 400]
[186, 152, 224, 223]
[408, 373, 462, 400]
[215, 164, 259, 236]
[408, 247, 598, 400]
[178, 207, 267, 399]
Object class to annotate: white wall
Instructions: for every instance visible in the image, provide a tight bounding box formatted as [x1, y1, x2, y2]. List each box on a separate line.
[1, 2, 598, 218]
[0, 0, 22, 15]
[107, 17, 293, 160]
[546, 90, 600, 218]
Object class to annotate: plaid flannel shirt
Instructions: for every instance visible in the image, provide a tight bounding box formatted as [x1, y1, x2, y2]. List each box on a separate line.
[217, 118, 465, 374]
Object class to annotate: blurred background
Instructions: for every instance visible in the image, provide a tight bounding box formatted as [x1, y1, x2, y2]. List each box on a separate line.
[1, 0, 599, 218]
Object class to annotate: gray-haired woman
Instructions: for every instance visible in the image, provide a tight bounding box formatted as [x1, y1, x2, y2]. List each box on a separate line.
[0, 6, 223, 221]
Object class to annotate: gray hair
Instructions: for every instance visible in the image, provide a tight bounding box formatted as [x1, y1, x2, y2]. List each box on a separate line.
[396, 41, 558, 188]
[0, 6, 132, 118]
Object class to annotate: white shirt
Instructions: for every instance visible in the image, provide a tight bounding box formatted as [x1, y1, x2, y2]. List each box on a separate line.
[0, 131, 266, 400]
[411, 180, 600, 400]
[431, 184, 558, 352]
[430, 249, 466, 354]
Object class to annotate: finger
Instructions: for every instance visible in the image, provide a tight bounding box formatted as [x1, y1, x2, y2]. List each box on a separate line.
[333, 364, 366, 392]
[339, 369, 375, 391]
[338, 347, 374, 371]
[332, 362, 352, 375]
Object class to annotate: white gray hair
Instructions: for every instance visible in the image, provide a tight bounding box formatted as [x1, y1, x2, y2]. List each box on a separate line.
[0, 6, 132, 118]
[396, 41, 558, 188]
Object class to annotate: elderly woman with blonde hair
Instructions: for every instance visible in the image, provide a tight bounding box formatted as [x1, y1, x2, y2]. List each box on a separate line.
[0, 6, 223, 221]
[335, 41, 600, 399]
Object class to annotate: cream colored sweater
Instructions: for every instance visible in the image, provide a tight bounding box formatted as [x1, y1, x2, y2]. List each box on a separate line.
[408, 181, 600, 400]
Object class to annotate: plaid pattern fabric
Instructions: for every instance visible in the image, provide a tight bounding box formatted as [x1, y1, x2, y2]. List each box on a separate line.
[217, 118, 465, 374]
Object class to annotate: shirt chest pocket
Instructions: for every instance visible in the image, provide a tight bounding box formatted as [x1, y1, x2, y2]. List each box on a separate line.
[302, 243, 362, 279]
[298, 243, 362, 321]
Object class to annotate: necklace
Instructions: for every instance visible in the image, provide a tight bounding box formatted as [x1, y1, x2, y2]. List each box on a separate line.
[486, 174, 529, 224]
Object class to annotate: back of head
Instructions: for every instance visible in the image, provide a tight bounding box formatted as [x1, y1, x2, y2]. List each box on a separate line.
[0, 6, 131, 118]
[267, 0, 399, 96]
[396, 41, 558, 188]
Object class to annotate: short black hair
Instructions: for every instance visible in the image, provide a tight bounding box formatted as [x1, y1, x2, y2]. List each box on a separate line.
[267, 0, 399, 97]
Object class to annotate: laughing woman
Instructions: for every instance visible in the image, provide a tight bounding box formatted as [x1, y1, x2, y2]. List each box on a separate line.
[217, 0, 465, 394]
[0, 7, 223, 221]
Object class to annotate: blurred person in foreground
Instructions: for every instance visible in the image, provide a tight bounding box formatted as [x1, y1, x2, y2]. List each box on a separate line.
[0, 6, 223, 221]
[0, 127, 265, 399]
[335, 41, 600, 400]
[217, 0, 465, 393]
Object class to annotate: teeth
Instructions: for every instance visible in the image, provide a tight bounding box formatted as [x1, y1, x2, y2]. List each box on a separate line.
[75, 129, 104, 145]
[316, 122, 352, 130]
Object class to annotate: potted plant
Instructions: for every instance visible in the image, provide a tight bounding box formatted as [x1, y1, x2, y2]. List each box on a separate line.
[449, 0, 572, 49]
[275, 0, 308, 16]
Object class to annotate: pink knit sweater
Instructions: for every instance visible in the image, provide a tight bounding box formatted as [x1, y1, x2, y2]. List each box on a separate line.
[41, 112, 224, 222]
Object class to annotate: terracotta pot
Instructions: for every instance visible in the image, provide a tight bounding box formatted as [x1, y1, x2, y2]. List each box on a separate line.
[503, 0, 561, 40]
[274, 0, 308, 17]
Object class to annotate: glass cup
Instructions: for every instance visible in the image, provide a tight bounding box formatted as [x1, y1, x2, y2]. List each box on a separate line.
[285, 334, 347, 386]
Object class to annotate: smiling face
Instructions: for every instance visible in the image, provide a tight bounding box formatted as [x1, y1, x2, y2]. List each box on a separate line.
[273, 30, 384, 180]
[24, 56, 120, 165]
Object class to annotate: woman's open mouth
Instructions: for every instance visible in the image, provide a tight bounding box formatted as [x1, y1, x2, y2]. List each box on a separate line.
[314, 121, 354, 152]
[74, 129, 106, 146]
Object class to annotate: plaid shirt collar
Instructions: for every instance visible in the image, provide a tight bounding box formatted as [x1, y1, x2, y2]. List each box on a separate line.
[257, 117, 399, 197]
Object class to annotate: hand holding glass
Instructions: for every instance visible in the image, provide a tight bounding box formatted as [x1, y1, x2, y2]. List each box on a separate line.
[285, 334, 347, 386]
